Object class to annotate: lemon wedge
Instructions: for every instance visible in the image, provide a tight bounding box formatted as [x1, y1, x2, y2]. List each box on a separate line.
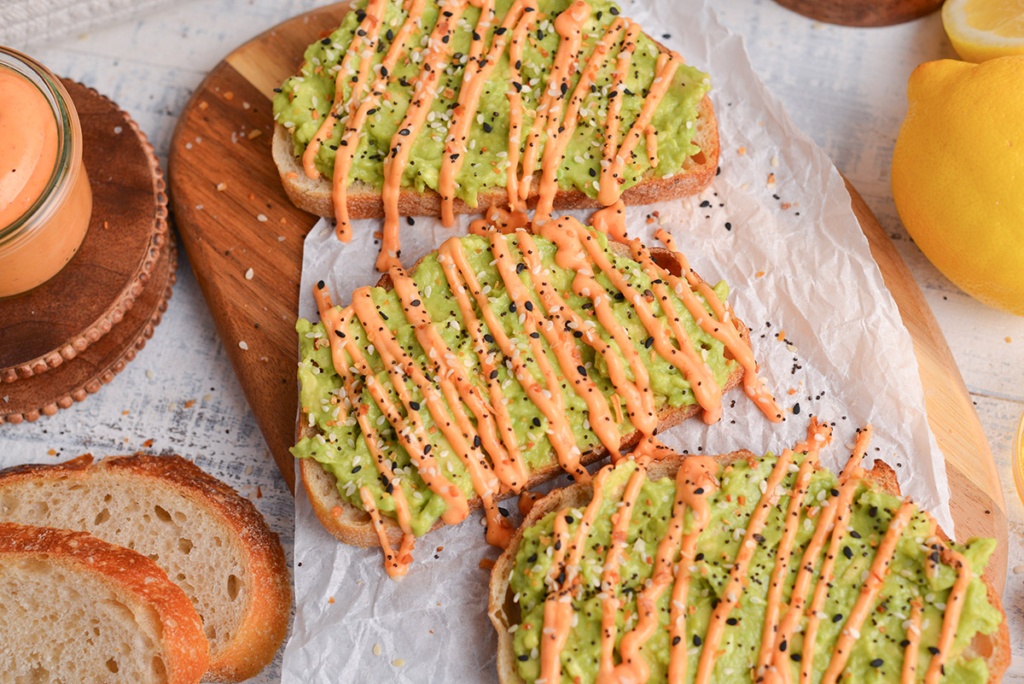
[943, 0, 1024, 62]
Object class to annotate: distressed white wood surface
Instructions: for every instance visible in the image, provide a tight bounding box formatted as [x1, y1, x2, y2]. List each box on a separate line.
[1, 0, 1021, 681]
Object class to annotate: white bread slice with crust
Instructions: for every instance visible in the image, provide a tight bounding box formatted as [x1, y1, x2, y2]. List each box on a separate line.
[272, 93, 719, 220]
[487, 452, 1011, 684]
[298, 238, 751, 550]
[0, 454, 291, 683]
[0, 522, 209, 684]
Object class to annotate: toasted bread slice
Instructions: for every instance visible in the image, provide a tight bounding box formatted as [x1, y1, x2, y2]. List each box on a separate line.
[272, 93, 719, 221]
[298, 237, 750, 549]
[488, 452, 1010, 684]
[0, 454, 290, 683]
[0, 522, 209, 684]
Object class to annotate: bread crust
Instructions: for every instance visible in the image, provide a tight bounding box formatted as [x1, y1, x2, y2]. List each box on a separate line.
[0, 454, 291, 684]
[487, 454, 1011, 684]
[0, 522, 210, 684]
[272, 93, 719, 220]
[297, 237, 752, 550]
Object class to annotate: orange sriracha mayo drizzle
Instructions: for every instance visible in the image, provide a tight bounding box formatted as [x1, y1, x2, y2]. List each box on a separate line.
[596, 20, 641, 206]
[591, 199, 628, 242]
[924, 546, 972, 684]
[379, 0, 470, 271]
[820, 499, 917, 684]
[438, 235, 594, 482]
[598, 46, 677, 206]
[755, 419, 833, 677]
[533, 16, 628, 225]
[767, 425, 875, 684]
[349, 288, 483, 524]
[331, 0, 427, 240]
[902, 599, 924, 684]
[653, 229, 785, 422]
[514, 228, 652, 454]
[593, 465, 648, 684]
[644, 125, 658, 169]
[389, 266, 522, 494]
[517, 0, 590, 204]
[489, 231, 622, 469]
[437, 0, 496, 228]
[516, 219, 651, 444]
[665, 456, 719, 684]
[355, 274, 514, 547]
[796, 427, 875, 684]
[434, 248, 532, 492]
[599, 50, 679, 205]
[692, 448, 796, 684]
[301, 0, 388, 180]
[503, 4, 539, 213]
[613, 456, 718, 684]
[360, 486, 417, 578]
[313, 283, 418, 542]
[518, 490, 542, 517]
[539, 465, 616, 684]
[539, 217, 724, 424]
[439, 0, 537, 227]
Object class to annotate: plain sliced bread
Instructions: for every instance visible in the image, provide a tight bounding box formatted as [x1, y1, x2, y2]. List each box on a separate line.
[0, 454, 291, 683]
[0, 522, 209, 684]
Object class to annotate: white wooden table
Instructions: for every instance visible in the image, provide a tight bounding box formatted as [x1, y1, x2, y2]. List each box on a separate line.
[2, 0, 1021, 681]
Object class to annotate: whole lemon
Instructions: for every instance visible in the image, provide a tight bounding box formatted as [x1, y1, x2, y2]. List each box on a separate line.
[892, 57, 1024, 316]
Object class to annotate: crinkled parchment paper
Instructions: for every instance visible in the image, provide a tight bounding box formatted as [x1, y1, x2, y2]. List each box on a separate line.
[283, 0, 952, 680]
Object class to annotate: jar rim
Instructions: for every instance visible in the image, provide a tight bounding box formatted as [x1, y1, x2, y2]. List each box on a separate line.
[0, 47, 76, 245]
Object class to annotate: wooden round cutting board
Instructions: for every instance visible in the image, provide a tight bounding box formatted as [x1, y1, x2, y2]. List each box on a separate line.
[167, 3, 1008, 590]
[0, 81, 176, 423]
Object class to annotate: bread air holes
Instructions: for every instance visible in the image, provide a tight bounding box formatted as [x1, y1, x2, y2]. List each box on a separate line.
[227, 574, 241, 601]
[105, 658, 119, 674]
[151, 657, 166, 679]
[93, 508, 111, 525]
[178, 537, 194, 554]
[0, 493, 18, 515]
[154, 505, 173, 523]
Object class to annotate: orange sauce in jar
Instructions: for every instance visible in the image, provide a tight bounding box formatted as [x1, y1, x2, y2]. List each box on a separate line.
[0, 49, 92, 298]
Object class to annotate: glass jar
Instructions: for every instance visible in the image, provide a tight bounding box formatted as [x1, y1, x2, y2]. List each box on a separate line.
[0, 47, 92, 298]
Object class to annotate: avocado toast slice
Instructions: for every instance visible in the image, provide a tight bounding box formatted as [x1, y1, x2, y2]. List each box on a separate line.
[272, 0, 719, 270]
[293, 214, 781, 576]
[488, 422, 1009, 684]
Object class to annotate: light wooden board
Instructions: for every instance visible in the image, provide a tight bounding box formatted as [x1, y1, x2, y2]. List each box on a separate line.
[166, 1, 1008, 591]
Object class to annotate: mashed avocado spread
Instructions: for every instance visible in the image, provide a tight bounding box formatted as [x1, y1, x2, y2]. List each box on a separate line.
[291, 228, 736, 534]
[272, 0, 710, 206]
[509, 458, 1001, 684]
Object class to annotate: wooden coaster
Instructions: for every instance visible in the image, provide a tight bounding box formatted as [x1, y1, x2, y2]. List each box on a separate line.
[0, 80, 176, 423]
[772, 0, 943, 27]
[0, 80, 171, 383]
